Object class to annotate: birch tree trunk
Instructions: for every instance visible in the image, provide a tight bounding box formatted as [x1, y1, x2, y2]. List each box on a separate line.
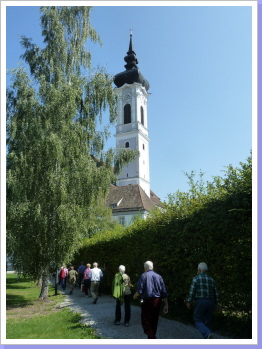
[38, 275, 49, 300]
[36, 276, 42, 287]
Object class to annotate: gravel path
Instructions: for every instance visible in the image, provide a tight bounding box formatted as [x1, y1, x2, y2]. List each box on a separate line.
[54, 283, 226, 340]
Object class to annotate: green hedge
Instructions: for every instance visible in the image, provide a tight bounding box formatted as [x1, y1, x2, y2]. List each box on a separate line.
[76, 200, 251, 302]
[73, 160, 252, 338]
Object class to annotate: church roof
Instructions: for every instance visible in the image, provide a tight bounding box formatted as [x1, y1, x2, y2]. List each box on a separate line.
[106, 184, 163, 213]
[114, 33, 150, 91]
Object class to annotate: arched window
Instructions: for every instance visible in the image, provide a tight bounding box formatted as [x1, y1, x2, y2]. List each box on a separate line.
[124, 104, 131, 124]
[141, 106, 144, 126]
[125, 142, 129, 148]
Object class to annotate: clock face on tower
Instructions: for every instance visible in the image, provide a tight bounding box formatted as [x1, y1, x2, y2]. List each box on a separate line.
[123, 93, 131, 102]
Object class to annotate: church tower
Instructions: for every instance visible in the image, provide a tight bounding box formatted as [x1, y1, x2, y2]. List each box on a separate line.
[106, 33, 162, 226]
[113, 33, 151, 197]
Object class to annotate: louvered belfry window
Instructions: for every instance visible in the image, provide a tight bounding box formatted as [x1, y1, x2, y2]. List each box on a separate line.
[141, 106, 144, 125]
[124, 104, 131, 124]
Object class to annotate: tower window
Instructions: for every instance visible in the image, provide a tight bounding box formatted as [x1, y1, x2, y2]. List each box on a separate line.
[124, 104, 131, 124]
[141, 106, 144, 126]
[125, 142, 129, 148]
[143, 144, 145, 150]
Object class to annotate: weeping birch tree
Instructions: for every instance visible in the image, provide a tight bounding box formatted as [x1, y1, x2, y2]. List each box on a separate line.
[6, 6, 138, 299]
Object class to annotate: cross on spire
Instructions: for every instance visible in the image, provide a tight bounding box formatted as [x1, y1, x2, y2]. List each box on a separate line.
[128, 29, 135, 55]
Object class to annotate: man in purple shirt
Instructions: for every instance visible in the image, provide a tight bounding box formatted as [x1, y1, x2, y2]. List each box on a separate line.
[133, 261, 168, 339]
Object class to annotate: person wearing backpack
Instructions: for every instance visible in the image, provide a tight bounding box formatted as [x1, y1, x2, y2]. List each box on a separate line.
[112, 265, 132, 327]
[59, 266, 68, 291]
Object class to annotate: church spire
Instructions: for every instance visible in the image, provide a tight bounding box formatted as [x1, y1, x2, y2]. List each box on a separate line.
[114, 32, 150, 91]
[124, 31, 139, 70]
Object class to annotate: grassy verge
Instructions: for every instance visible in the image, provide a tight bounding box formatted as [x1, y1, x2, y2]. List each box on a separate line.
[6, 273, 101, 339]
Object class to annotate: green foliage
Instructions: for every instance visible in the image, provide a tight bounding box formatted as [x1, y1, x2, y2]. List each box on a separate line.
[6, 307, 100, 339]
[6, 274, 48, 308]
[6, 275, 100, 339]
[74, 155, 252, 338]
[6, 6, 138, 298]
[84, 197, 124, 238]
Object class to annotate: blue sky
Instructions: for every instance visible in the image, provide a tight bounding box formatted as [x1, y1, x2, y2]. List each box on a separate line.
[5, 3, 254, 202]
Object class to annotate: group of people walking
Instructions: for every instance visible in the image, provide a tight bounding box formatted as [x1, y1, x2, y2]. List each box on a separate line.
[112, 260, 218, 340]
[112, 260, 168, 338]
[59, 262, 103, 303]
[59, 260, 218, 340]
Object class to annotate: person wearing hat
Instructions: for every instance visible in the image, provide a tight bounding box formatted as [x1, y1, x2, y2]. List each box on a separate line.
[186, 262, 219, 339]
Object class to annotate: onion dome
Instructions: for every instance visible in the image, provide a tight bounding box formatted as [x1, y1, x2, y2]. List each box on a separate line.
[114, 33, 150, 91]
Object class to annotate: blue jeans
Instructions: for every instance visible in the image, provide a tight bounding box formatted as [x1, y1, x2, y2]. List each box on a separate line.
[193, 299, 215, 338]
[61, 278, 67, 290]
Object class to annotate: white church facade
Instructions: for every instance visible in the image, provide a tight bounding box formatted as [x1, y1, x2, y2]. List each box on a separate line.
[106, 33, 163, 226]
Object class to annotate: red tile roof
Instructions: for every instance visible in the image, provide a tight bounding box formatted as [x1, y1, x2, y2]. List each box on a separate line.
[106, 184, 163, 213]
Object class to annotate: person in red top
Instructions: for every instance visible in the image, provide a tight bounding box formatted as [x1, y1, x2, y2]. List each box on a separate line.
[59, 266, 68, 291]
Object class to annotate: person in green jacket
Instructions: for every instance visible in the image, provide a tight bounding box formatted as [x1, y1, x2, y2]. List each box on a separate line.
[112, 265, 132, 326]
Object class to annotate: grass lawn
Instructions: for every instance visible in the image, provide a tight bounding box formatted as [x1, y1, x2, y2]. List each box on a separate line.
[6, 273, 101, 339]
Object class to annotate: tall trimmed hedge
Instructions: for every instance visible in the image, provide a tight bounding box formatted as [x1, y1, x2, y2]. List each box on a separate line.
[74, 156, 252, 338]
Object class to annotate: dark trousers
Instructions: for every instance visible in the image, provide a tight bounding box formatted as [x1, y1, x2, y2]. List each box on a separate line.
[141, 297, 161, 339]
[193, 299, 215, 338]
[84, 279, 91, 296]
[78, 273, 84, 288]
[115, 295, 131, 323]
[61, 277, 67, 290]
